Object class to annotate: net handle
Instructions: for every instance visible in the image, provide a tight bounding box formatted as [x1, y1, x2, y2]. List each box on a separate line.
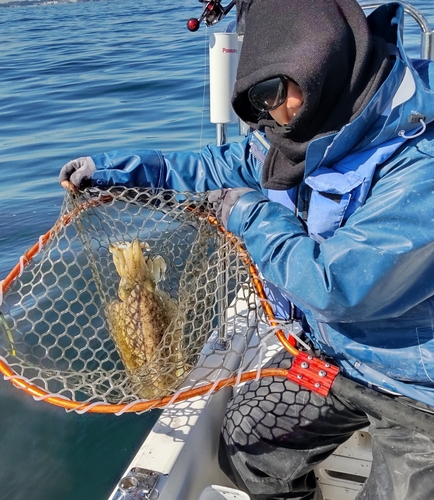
[0, 191, 299, 413]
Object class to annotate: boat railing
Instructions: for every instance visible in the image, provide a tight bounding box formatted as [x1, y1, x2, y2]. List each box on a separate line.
[360, 1, 434, 60]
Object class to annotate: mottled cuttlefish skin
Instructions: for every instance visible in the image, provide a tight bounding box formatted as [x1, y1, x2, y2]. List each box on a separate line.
[107, 239, 184, 398]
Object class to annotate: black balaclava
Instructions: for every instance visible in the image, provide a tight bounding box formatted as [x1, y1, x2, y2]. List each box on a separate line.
[232, 0, 392, 190]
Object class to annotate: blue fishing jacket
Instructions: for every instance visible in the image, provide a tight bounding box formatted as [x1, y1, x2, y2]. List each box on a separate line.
[88, 4, 434, 406]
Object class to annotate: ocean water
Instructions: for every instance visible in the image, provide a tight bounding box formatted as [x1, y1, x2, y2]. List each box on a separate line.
[0, 1, 433, 499]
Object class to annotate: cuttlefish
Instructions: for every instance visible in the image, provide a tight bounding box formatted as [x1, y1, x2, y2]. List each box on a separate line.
[106, 239, 186, 398]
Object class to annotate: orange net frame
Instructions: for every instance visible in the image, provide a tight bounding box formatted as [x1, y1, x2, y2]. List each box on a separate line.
[0, 188, 304, 414]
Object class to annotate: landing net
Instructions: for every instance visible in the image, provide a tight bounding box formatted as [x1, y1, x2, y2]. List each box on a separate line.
[0, 188, 296, 413]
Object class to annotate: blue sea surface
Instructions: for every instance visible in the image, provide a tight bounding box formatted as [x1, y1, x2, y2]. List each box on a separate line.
[0, 1, 433, 499]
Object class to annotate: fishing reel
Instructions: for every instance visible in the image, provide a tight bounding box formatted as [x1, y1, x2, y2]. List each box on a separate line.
[187, 0, 236, 32]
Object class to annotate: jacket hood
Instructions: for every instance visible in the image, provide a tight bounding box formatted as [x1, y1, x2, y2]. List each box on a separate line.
[303, 3, 434, 174]
[232, 0, 390, 135]
[231, 0, 392, 190]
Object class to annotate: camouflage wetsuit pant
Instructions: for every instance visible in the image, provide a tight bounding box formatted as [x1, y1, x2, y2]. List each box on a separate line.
[219, 350, 434, 500]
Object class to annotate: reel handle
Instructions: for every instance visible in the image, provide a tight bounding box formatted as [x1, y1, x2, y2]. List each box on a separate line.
[187, 0, 236, 32]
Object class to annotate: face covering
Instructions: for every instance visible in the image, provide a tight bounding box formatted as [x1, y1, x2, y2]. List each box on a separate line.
[232, 0, 392, 189]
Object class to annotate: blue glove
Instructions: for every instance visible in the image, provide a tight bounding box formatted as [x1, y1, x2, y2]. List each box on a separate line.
[59, 156, 96, 190]
[208, 188, 254, 229]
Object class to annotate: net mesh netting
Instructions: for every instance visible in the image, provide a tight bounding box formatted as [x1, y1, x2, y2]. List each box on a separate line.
[0, 188, 275, 410]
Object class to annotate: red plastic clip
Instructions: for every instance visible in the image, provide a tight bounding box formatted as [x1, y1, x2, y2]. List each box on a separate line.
[286, 351, 339, 397]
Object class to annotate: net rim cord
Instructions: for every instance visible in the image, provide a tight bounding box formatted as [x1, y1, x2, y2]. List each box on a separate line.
[0, 355, 288, 413]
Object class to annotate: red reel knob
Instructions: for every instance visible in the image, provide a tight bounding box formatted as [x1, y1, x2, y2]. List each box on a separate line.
[187, 18, 201, 32]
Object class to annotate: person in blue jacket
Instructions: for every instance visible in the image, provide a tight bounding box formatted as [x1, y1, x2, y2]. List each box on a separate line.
[60, 0, 434, 498]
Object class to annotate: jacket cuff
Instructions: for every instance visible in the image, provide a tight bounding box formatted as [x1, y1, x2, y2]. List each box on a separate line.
[227, 190, 268, 236]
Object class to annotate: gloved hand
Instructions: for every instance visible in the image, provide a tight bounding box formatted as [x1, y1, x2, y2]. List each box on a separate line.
[59, 156, 96, 190]
[208, 187, 254, 229]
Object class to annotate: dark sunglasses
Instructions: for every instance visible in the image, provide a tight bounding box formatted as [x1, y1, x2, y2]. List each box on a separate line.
[248, 75, 289, 112]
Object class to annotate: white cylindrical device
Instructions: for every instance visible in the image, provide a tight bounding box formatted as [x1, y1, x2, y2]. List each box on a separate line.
[209, 32, 239, 124]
